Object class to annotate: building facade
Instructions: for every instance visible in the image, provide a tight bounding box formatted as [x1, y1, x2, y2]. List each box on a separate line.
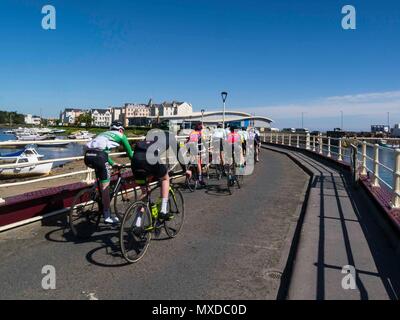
[123, 103, 150, 126]
[59, 108, 85, 125]
[24, 114, 41, 125]
[371, 124, 390, 134]
[91, 109, 112, 127]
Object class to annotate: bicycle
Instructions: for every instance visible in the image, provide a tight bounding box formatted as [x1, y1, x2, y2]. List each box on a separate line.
[224, 147, 244, 194]
[119, 171, 185, 263]
[68, 164, 137, 239]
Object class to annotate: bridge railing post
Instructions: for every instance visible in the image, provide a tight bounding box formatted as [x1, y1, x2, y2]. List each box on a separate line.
[306, 133, 311, 150]
[275, 133, 279, 144]
[372, 144, 380, 187]
[296, 134, 300, 148]
[263, 133, 266, 143]
[391, 149, 400, 208]
[269, 132, 273, 143]
[327, 137, 331, 157]
[288, 134, 291, 146]
[312, 135, 316, 152]
[282, 133, 285, 145]
[319, 134, 323, 155]
[360, 141, 367, 176]
[338, 138, 343, 161]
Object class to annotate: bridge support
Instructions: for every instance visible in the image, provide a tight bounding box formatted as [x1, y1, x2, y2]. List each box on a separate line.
[360, 141, 367, 176]
[327, 137, 331, 157]
[296, 135, 299, 148]
[288, 134, 292, 146]
[312, 135, 316, 152]
[372, 144, 380, 187]
[338, 138, 343, 161]
[306, 133, 311, 150]
[319, 134, 323, 155]
[391, 149, 400, 208]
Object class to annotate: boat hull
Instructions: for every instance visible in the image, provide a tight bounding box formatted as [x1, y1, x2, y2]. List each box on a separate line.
[0, 162, 53, 178]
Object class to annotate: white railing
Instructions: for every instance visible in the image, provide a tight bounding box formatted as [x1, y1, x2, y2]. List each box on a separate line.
[262, 132, 400, 209]
[0, 134, 200, 196]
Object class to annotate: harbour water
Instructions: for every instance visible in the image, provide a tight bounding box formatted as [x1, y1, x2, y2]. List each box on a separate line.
[0, 129, 84, 167]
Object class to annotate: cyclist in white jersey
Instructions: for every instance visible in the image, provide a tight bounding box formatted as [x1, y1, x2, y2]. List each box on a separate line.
[84, 121, 134, 224]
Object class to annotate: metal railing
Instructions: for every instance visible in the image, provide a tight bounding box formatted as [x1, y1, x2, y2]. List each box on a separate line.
[262, 132, 400, 209]
[0, 134, 207, 198]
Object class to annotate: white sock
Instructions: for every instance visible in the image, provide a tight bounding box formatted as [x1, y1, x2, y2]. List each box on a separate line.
[161, 198, 168, 213]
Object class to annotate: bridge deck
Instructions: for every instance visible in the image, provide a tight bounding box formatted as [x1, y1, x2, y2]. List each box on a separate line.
[0, 149, 308, 300]
[265, 145, 400, 300]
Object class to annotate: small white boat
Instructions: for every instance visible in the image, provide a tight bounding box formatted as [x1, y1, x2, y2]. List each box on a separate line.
[0, 147, 53, 178]
[37, 140, 70, 147]
[68, 130, 95, 140]
[16, 134, 48, 141]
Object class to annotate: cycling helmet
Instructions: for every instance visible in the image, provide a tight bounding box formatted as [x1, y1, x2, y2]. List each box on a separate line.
[194, 122, 203, 131]
[110, 121, 125, 131]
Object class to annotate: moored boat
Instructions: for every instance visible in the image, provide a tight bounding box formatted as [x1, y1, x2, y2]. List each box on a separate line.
[0, 147, 53, 178]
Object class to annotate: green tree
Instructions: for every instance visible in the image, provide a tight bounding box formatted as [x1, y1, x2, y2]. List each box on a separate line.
[76, 113, 93, 127]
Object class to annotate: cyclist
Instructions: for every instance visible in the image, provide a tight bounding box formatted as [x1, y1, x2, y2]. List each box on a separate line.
[211, 123, 226, 169]
[131, 129, 190, 219]
[224, 125, 243, 167]
[248, 127, 261, 162]
[84, 121, 133, 224]
[187, 122, 206, 186]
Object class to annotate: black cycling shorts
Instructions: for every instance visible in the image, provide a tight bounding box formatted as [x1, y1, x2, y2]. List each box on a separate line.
[131, 150, 168, 181]
[84, 149, 110, 183]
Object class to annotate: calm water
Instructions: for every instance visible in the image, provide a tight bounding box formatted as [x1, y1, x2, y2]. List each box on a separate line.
[0, 128, 85, 167]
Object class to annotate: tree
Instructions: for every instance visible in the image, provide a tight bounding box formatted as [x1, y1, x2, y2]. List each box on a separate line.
[76, 113, 93, 127]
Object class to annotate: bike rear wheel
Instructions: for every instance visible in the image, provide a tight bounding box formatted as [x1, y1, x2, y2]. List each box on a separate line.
[165, 187, 185, 238]
[119, 201, 152, 263]
[69, 186, 101, 239]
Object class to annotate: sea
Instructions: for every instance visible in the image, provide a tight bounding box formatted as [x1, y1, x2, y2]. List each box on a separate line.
[0, 128, 85, 168]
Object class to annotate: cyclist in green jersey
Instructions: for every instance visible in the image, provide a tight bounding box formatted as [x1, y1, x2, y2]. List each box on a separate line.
[84, 121, 134, 224]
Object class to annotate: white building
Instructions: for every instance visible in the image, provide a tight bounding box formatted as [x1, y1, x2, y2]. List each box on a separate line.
[24, 114, 41, 125]
[150, 101, 193, 117]
[91, 109, 112, 127]
[60, 108, 85, 125]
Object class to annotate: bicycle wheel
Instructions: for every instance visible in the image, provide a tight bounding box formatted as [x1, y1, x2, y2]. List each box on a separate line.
[226, 165, 233, 195]
[165, 187, 185, 238]
[119, 201, 152, 263]
[186, 166, 198, 192]
[69, 186, 101, 239]
[236, 166, 244, 189]
[113, 181, 137, 221]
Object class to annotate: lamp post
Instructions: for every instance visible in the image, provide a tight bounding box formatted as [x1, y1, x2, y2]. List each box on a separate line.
[340, 111, 343, 130]
[201, 109, 205, 127]
[221, 91, 228, 129]
[301, 112, 306, 129]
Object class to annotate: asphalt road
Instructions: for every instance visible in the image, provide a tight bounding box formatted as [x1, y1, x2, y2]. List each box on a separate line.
[0, 149, 308, 300]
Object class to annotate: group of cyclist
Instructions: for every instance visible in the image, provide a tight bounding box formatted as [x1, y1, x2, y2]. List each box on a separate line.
[83, 120, 261, 225]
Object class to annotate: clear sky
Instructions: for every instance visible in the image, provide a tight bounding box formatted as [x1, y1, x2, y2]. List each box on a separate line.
[0, 0, 399, 130]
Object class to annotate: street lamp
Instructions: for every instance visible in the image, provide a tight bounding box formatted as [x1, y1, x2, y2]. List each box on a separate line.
[201, 109, 205, 127]
[340, 111, 343, 130]
[301, 112, 306, 129]
[221, 91, 228, 128]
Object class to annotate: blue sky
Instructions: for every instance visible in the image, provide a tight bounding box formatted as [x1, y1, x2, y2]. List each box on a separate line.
[0, 0, 399, 130]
